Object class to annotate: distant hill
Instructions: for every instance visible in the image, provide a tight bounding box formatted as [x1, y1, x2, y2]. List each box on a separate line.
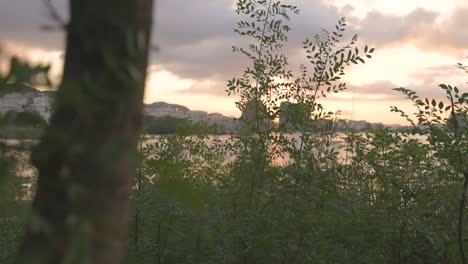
[145, 101, 190, 112]
[0, 83, 40, 96]
[0, 85, 237, 132]
[0, 83, 56, 96]
[1, 86, 404, 132]
[144, 101, 237, 133]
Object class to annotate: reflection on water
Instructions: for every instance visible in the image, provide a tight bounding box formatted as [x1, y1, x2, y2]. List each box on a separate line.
[0, 139, 38, 147]
[3, 132, 425, 172]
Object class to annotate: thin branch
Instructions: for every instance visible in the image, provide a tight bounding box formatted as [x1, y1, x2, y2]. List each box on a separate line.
[41, 0, 67, 30]
[451, 94, 467, 264]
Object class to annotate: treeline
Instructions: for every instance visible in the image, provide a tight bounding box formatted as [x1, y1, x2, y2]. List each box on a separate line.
[0, 113, 228, 139]
[143, 115, 229, 135]
[0, 111, 47, 139]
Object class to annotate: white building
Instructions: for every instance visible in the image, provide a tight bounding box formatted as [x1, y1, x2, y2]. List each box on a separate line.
[0, 89, 53, 120]
[189, 111, 208, 121]
[144, 102, 238, 133]
[0, 89, 237, 132]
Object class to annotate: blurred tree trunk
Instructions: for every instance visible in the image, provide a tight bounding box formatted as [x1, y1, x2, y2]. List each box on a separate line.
[15, 0, 153, 263]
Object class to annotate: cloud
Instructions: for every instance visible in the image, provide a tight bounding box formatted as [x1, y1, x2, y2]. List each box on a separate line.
[144, 0, 344, 98]
[1, 0, 465, 101]
[326, 77, 458, 102]
[152, 0, 341, 82]
[347, 80, 398, 96]
[347, 6, 468, 56]
[174, 79, 227, 97]
[0, 0, 67, 50]
[409, 64, 467, 85]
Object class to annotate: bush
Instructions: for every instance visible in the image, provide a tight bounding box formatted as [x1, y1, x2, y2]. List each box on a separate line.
[0, 111, 47, 128]
[143, 116, 222, 135]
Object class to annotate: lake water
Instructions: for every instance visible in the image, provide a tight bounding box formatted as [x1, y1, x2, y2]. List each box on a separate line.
[141, 133, 350, 166]
[1, 132, 425, 170]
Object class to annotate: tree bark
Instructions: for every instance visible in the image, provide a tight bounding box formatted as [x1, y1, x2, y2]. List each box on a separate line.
[15, 0, 153, 263]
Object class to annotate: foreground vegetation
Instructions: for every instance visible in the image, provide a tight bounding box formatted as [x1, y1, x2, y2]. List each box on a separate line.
[1, 0, 467, 263]
[0, 111, 47, 139]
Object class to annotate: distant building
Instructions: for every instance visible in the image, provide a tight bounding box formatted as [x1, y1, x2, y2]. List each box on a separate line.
[144, 102, 190, 119]
[207, 113, 237, 133]
[240, 99, 273, 130]
[277, 101, 386, 132]
[144, 102, 237, 133]
[189, 111, 208, 121]
[279, 102, 310, 130]
[449, 112, 467, 131]
[0, 85, 54, 120]
[0, 86, 242, 133]
[350, 120, 369, 131]
[334, 119, 376, 131]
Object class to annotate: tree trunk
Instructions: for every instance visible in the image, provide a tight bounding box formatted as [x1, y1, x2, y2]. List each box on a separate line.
[15, 0, 153, 263]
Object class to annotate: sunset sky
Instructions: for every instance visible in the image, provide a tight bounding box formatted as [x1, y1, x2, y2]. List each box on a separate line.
[1, 0, 467, 125]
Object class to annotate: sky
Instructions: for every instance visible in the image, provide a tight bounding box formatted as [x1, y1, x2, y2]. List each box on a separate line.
[0, 0, 467, 125]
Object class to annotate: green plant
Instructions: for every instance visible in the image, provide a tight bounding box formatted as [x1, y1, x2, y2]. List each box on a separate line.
[0, 52, 50, 264]
[392, 62, 468, 263]
[125, 1, 380, 263]
[0, 56, 52, 89]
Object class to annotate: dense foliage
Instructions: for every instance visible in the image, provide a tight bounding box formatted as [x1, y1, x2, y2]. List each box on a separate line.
[0, 54, 46, 263]
[0, 111, 47, 139]
[0, 56, 52, 91]
[143, 116, 225, 135]
[121, 1, 467, 263]
[0, 142, 35, 264]
[0, 111, 47, 128]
